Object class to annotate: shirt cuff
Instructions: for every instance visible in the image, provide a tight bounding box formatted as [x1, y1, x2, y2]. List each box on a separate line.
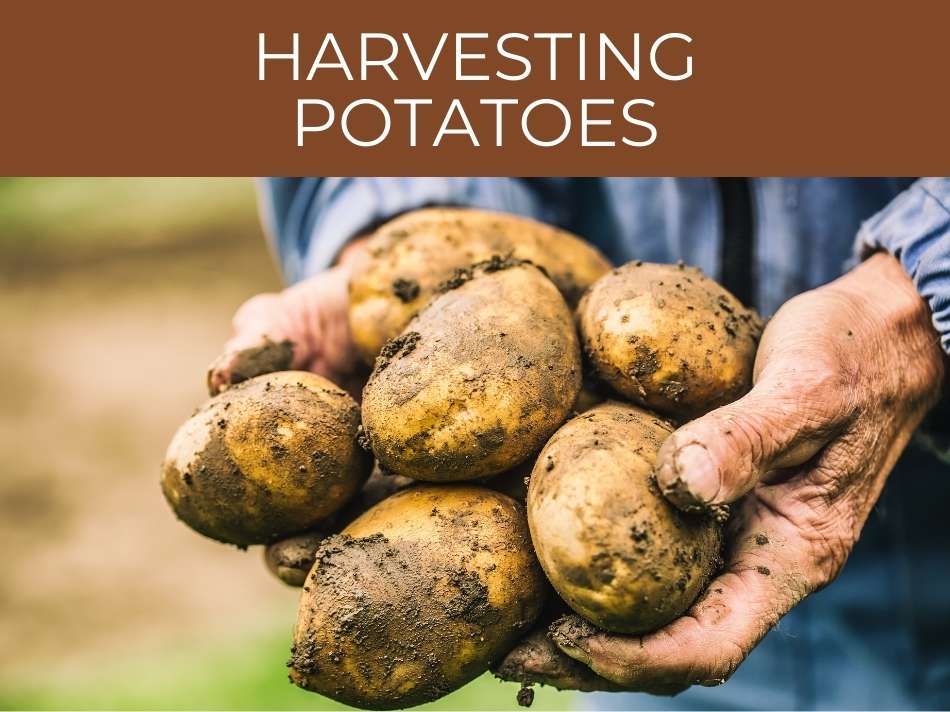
[855, 177, 950, 355]
[268, 178, 559, 283]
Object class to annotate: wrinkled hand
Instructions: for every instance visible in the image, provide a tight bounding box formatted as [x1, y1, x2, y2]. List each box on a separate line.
[500, 252, 945, 695]
[207, 239, 368, 398]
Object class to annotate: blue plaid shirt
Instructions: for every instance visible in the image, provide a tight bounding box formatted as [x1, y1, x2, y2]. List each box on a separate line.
[260, 177, 950, 710]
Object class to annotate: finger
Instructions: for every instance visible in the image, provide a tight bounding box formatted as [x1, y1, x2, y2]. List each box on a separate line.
[228, 292, 300, 355]
[550, 572, 769, 690]
[207, 288, 303, 395]
[207, 336, 296, 395]
[655, 377, 845, 510]
[492, 630, 627, 693]
[550, 510, 808, 691]
[263, 530, 326, 587]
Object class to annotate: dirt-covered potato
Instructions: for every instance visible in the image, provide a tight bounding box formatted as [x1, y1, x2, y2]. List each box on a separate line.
[362, 259, 582, 481]
[289, 485, 547, 710]
[161, 371, 371, 547]
[349, 208, 612, 363]
[527, 402, 722, 634]
[579, 261, 762, 419]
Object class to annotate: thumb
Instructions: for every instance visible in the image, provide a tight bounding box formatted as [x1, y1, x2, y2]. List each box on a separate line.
[654, 375, 844, 510]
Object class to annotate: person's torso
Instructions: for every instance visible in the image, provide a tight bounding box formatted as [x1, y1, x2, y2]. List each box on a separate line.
[559, 177, 914, 316]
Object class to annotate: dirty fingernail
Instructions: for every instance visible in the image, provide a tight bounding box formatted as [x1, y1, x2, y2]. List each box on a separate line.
[548, 615, 596, 662]
[664, 443, 721, 507]
[206, 368, 226, 396]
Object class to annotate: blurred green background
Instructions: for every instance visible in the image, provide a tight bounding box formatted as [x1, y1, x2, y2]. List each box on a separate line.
[0, 179, 576, 711]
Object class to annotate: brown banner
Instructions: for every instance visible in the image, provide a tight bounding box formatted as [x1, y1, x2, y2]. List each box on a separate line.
[1, 0, 947, 175]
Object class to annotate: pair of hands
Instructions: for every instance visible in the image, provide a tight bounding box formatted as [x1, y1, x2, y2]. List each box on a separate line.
[210, 248, 944, 696]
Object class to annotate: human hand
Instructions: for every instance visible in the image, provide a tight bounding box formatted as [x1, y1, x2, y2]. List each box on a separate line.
[500, 252, 945, 694]
[207, 239, 368, 398]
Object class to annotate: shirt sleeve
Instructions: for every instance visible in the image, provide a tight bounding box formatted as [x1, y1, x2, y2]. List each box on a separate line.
[256, 177, 574, 284]
[855, 177, 950, 354]
[855, 177, 950, 464]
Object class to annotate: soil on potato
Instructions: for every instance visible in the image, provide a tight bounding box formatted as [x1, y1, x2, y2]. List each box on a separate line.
[390, 277, 420, 303]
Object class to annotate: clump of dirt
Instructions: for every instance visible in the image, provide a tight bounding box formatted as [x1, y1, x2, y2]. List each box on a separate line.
[355, 424, 371, 451]
[435, 254, 536, 294]
[628, 342, 661, 378]
[391, 277, 420, 303]
[373, 331, 421, 373]
[659, 378, 688, 402]
[444, 569, 499, 626]
[548, 614, 599, 650]
[517, 684, 535, 707]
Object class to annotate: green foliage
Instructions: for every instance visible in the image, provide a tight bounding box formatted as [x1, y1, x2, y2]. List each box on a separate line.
[0, 624, 576, 711]
[0, 178, 258, 249]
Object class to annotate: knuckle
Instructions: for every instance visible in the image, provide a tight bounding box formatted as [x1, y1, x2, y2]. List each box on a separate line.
[782, 367, 847, 423]
[726, 411, 768, 461]
[685, 640, 746, 686]
[798, 354, 844, 396]
[711, 408, 769, 481]
[233, 292, 280, 328]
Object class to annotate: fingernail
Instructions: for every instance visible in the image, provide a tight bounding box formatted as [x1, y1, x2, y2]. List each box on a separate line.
[548, 615, 595, 663]
[664, 443, 721, 507]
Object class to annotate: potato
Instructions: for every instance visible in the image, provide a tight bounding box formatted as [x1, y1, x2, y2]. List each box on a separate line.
[361, 259, 581, 481]
[527, 402, 722, 634]
[260, 466, 521, 591]
[289, 485, 547, 709]
[349, 208, 612, 363]
[579, 261, 762, 419]
[161, 371, 371, 547]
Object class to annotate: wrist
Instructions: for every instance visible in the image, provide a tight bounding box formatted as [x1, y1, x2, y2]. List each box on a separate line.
[839, 252, 945, 399]
[836, 252, 929, 327]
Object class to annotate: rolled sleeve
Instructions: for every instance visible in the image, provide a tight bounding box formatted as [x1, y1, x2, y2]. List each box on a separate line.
[856, 178, 950, 463]
[258, 177, 571, 284]
[856, 177, 950, 354]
